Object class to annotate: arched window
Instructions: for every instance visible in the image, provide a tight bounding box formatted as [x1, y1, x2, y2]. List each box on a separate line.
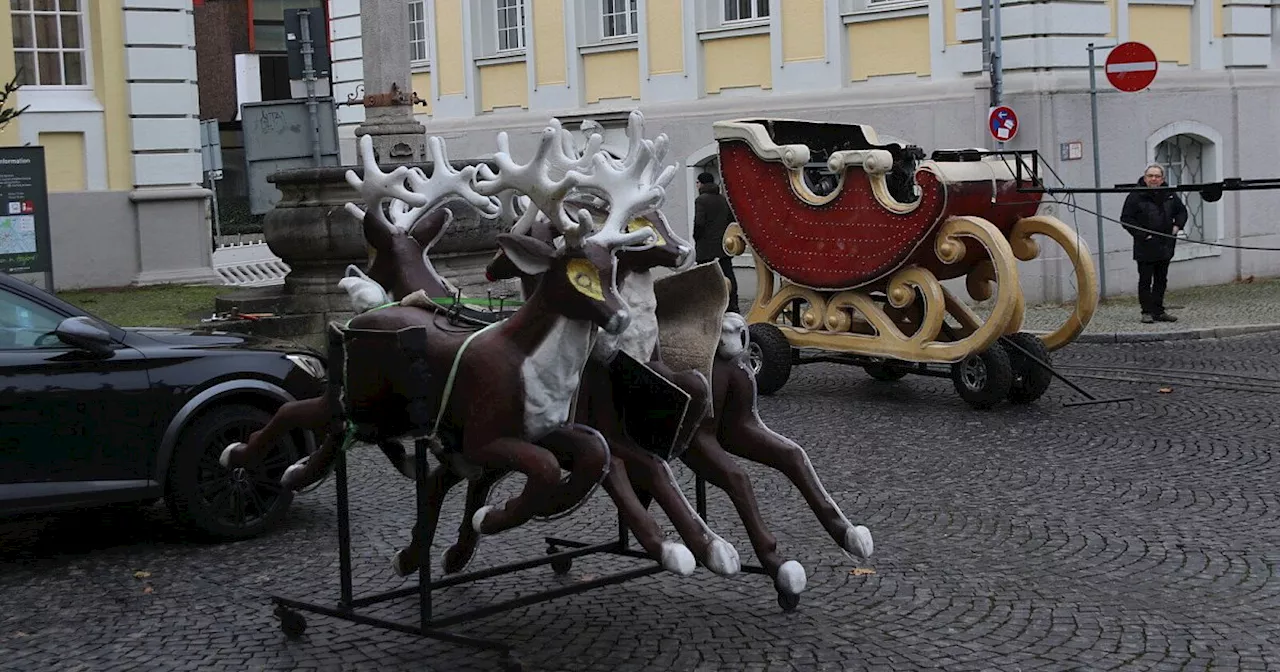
[1154, 134, 1208, 241]
[1146, 122, 1224, 260]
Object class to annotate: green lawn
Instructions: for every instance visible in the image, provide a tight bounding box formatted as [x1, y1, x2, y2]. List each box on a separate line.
[57, 284, 226, 328]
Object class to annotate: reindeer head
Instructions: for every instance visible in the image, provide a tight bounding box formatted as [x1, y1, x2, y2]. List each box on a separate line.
[483, 112, 693, 288]
[474, 121, 674, 335]
[344, 134, 500, 300]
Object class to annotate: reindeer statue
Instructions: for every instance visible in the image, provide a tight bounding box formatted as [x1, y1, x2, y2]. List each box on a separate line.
[460, 112, 875, 607]
[219, 134, 501, 486]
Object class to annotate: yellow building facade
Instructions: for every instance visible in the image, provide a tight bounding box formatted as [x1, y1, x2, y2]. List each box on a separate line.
[328, 0, 1280, 304]
[0, 0, 215, 290]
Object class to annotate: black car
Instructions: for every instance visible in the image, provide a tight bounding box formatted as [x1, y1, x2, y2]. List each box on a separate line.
[0, 272, 326, 539]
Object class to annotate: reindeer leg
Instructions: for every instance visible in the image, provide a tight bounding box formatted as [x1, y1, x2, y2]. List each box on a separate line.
[467, 438, 567, 535]
[720, 363, 874, 560]
[600, 454, 696, 576]
[392, 464, 463, 577]
[534, 423, 613, 517]
[610, 436, 740, 576]
[681, 428, 807, 598]
[442, 470, 504, 574]
[220, 397, 329, 469]
[279, 418, 345, 492]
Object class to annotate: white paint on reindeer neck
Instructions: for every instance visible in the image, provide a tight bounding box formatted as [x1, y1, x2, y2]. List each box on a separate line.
[594, 270, 659, 362]
[522, 316, 595, 440]
[734, 355, 875, 560]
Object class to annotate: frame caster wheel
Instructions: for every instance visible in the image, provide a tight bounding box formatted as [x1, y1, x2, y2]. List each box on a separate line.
[504, 653, 528, 672]
[546, 545, 572, 575]
[274, 605, 307, 639]
[777, 591, 800, 612]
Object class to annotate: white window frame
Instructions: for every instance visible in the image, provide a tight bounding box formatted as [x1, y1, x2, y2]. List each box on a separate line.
[496, 0, 526, 53]
[10, 0, 91, 90]
[409, 0, 430, 67]
[602, 0, 639, 39]
[840, 0, 929, 16]
[723, 0, 769, 23]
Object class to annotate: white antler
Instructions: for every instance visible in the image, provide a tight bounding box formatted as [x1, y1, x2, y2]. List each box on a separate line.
[387, 135, 500, 231]
[343, 134, 427, 223]
[476, 126, 588, 248]
[565, 110, 675, 250]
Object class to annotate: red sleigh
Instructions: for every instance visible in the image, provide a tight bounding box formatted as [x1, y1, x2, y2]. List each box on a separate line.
[713, 118, 1099, 408]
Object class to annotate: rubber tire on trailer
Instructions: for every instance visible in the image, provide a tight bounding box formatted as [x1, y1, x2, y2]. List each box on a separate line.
[1004, 332, 1054, 405]
[165, 403, 300, 541]
[949, 345, 1014, 410]
[863, 361, 909, 381]
[747, 322, 794, 396]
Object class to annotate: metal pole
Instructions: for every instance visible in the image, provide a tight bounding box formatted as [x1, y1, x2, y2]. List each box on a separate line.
[1088, 43, 1107, 301]
[991, 0, 1003, 109]
[299, 9, 322, 167]
[207, 171, 221, 242]
[981, 0, 992, 88]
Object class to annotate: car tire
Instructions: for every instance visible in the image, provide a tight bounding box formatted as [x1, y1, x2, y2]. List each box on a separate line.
[165, 403, 300, 541]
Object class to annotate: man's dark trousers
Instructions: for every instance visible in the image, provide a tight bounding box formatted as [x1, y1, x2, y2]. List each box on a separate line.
[1137, 260, 1170, 316]
[718, 257, 740, 313]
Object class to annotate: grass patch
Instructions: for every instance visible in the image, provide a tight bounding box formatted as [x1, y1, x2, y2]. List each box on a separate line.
[57, 284, 225, 328]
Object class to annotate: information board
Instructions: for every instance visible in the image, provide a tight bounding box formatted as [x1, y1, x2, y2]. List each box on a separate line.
[0, 146, 50, 275]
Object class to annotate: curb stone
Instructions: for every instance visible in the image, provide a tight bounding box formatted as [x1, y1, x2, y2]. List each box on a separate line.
[1029, 323, 1280, 344]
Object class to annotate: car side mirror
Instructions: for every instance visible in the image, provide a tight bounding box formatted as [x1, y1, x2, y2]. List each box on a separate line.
[55, 316, 116, 355]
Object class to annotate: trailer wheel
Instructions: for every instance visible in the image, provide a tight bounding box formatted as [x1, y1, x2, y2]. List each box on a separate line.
[950, 345, 1013, 410]
[1004, 333, 1053, 405]
[747, 323, 793, 395]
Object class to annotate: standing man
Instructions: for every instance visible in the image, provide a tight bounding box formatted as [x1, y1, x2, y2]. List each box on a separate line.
[692, 171, 739, 313]
[1120, 163, 1187, 324]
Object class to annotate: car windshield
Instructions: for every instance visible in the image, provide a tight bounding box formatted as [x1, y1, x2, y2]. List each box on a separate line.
[0, 285, 69, 348]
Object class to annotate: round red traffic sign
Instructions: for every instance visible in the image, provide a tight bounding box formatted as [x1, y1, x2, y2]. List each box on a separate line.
[1105, 41, 1158, 92]
[988, 105, 1018, 142]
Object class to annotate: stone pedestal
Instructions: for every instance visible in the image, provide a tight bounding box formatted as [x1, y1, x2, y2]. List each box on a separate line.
[212, 158, 511, 349]
[353, 0, 426, 164]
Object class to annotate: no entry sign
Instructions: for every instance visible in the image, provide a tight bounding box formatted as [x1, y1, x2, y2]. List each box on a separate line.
[988, 105, 1018, 142]
[1105, 41, 1158, 92]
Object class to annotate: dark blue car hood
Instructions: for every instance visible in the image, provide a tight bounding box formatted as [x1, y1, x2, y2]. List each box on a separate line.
[125, 327, 309, 354]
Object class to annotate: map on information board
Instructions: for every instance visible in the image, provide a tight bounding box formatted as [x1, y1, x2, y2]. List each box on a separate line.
[0, 215, 35, 256]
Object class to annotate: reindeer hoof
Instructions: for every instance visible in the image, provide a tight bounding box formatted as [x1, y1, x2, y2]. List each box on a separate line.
[705, 538, 741, 576]
[219, 442, 247, 469]
[660, 542, 696, 576]
[471, 505, 495, 533]
[280, 458, 309, 490]
[392, 549, 414, 577]
[775, 560, 807, 596]
[844, 525, 874, 559]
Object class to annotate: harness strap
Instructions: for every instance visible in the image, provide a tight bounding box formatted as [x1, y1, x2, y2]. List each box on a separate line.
[432, 321, 503, 436]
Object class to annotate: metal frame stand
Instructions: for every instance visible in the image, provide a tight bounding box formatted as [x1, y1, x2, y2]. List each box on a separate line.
[267, 324, 773, 671]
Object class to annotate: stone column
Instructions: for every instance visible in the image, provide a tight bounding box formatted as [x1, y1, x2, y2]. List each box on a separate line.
[353, 0, 427, 164]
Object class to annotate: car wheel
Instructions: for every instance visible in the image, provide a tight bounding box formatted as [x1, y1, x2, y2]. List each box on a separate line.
[165, 403, 300, 540]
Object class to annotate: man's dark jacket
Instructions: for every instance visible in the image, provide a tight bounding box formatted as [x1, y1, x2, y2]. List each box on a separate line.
[693, 183, 734, 263]
[1120, 177, 1188, 262]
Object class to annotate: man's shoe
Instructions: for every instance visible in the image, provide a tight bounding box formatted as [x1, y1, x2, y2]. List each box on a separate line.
[1141, 314, 1155, 324]
[1155, 313, 1178, 322]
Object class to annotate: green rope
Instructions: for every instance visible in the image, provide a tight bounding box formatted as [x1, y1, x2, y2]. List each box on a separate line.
[339, 420, 360, 453]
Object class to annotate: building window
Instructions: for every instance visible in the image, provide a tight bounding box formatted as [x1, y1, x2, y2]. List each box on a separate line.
[10, 0, 87, 87]
[1155, 134, 1210, 242]
[724, 0, 769, 22]
[409, 0, 429, 63]
[496, 0, 526, 52]
[603, 0, 638, 38]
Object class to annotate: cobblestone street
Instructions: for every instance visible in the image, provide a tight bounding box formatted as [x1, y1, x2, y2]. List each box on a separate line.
[3, 333, 1280, 672]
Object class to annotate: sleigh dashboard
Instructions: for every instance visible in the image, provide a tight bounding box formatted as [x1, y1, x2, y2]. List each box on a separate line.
[713, 118, 1044, 290]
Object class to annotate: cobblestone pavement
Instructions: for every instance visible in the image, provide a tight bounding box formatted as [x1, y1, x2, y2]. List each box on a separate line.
[3, 334, 1280, 672]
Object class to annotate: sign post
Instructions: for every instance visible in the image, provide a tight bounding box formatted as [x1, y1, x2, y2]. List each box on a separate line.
[1087, 39, 1157, 302]
[0, 146, 52, 291]
[200, 119, 223, 243]
[988, 105, 1019, 142]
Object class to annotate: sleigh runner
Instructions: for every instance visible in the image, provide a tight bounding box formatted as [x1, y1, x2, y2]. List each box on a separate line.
[713, 118, 1100, 408]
